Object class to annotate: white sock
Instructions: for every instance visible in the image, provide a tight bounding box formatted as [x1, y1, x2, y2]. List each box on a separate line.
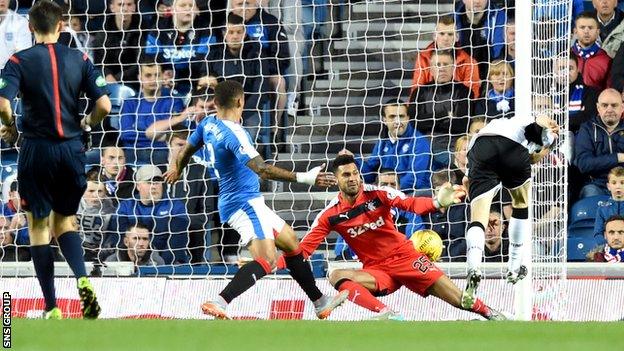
[508, 217, 530, 272]
[466, 225, 485, 271]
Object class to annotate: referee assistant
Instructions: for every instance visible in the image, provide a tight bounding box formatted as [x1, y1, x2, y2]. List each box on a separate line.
[0, 0, 111, 319]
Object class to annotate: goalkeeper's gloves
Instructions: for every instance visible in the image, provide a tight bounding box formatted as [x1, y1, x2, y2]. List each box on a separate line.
[434, 183, 462, 208]
[296, 165, 322, 186]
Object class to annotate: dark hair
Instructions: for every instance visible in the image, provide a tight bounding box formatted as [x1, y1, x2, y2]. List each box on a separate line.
[29, 0, 63, 34]
[332, 154, 357, 173]
[605, 215, 624, 227]
[575, 11, 599, 26]
[382, 98, 406, 117]
[9, 181, 18, 193]
[437, 15, 455, 27]
[86, 168, 103, 182]
[138, 54, 159, 68]
[431, 170, 450, 188]
[214, 80, 244, 109]
[126, 222, 150, 235]
[168, 128, 189, 144]
[431, 49, 455, 62]
[227, 13, 245, 26]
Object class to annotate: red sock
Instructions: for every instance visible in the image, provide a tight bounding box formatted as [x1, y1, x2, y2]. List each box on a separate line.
[470, 298, 491, 318]
[337, 280, 386, 313]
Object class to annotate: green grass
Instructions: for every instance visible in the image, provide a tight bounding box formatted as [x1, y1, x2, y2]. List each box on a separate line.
[9, 319, 622, 351]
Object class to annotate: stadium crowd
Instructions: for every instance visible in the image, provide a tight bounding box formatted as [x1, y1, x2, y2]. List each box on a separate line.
[0, 0, 623, 267]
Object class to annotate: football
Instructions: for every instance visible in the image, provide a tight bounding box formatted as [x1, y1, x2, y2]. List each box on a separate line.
[410, 229, 444, 262]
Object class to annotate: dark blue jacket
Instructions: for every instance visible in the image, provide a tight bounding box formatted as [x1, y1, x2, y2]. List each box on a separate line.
[454, 1, 507, 60]
[119, 89, 185, 149]
[574, 117, 624, 188]
[594, 198, 624, 239]
[114, 196, 190, 264]
[245, 9, 290, 75]
[357, 123, 431, 193]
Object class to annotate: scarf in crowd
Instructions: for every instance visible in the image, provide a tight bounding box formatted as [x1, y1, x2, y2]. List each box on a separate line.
[487, 88, 514, 113]
[603, 244, 624, 263]
[572, 41, 601, 59]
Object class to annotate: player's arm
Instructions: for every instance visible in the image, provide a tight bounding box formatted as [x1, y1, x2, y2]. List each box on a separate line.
[0, 97, 12, 126]
[381, 183, 465, 215]
[82, 95, 112, 128]
[0, 57, 22, 143]
[246, 155, 336, 187]
[165, 123, 204, 184]
[529, 147, 550, 164]
[81, 55, 111, 128]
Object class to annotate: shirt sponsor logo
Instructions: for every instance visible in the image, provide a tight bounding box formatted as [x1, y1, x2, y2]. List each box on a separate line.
[346, 216, 385, 238]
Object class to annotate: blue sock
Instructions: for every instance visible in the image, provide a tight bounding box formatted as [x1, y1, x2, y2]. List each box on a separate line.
[57, 232, 87, 278]
[30, 245, 57, 311]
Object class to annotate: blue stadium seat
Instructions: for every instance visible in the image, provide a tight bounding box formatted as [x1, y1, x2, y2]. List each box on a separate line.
[567, 235, 597, 262]
[107, 83, 136, 130]
[569, 195, 611, 226]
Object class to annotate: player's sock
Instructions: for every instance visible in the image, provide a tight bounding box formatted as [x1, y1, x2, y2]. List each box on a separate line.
[57, 231, 87, 278]
[284, 248, 323, 302]
[335, 279, 386, 313]
[30, 245, 57, 311]
[219, 258, 271, 303]
[508, 208, 530, 273]
[466, 298, 492, 318]
[466, 223, 485, 270]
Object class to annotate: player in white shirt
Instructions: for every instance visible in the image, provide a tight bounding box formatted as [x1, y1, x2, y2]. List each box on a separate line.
[461, 115, 560, 307]
[165, 80, 348, 319]
[0, 0, 32, 70]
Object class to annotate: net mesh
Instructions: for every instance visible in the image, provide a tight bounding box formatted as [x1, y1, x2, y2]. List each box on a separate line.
[0, 0, 572, 319]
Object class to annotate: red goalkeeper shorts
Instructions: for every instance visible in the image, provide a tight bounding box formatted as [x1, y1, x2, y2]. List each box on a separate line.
[362, 247, 444, 297]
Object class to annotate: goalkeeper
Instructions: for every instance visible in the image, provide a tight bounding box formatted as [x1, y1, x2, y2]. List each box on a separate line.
[276, 154, 506, 320]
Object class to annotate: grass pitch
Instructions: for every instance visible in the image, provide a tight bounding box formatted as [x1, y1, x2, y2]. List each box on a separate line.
[10, 319, 621, 351]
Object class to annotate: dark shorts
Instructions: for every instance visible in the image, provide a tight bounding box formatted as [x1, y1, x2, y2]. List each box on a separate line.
[18, 138, 87, 219]
[467, 136, 531, 200]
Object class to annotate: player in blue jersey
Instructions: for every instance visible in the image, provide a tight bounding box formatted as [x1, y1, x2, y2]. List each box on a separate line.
[0, 0, 111, 319]
[165, 80, 348, 319]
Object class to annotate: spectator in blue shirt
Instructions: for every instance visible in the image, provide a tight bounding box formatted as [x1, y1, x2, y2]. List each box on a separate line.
[1, 180, 28, 247]
[118, 59, 189, 166]
[339, 99, 431, 194]
[114, 165, 190, 264]
[594, 166, 624, 239]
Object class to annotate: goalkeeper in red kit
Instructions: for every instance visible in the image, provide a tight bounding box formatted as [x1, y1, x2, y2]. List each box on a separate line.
[277, 154, 506, 320]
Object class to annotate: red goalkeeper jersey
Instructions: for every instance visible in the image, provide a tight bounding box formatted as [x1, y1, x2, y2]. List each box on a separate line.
[297, 184, 438, 267]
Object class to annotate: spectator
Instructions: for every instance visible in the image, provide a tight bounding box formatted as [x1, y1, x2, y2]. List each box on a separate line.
[200, 13, 268, 141]
[115, 165, 190, 264]
[339, 99, 431, 194]
[552, 53, 599, 134]
[144, 0, 217, 96]
[118, 59, 188, 166]
[0, 215, 29, 262]
[571, 11, 612, 91]
[609, 39, 624, 92]
[593, 166, 624, 239]
[575, 89, 624, 198]
[77, 170, 116, 262]
[1, 181, 28, 247]
[593, 0, 624, 57]
[587, 215, 624, 262]
[0, 0, 31, 70]
[410, 49, 473, 169]
[165, 130, 214, 263]
[91, 0, 145, 86]
[480, 59, 514, 119]
[106, 223, 165, 265]
[58, 6, 91, 59]
[468, 116, 487, 136]
[483, 209, 509, 262]
[455, 0, 507, 80]
[90, 146, 135, 201]
[230, 0, 291, 136]
[451, 135, 470, 185]
[411, 15, 480, 98]
[494, 17, 515, 68]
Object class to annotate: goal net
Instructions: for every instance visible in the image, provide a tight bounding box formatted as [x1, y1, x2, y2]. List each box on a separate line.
[0, 0, 574, 320]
